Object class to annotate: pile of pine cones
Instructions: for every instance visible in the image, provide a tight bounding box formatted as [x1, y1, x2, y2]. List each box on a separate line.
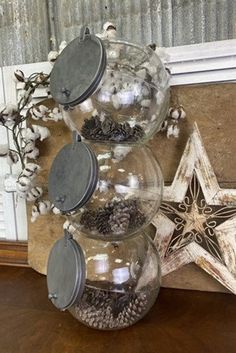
[81, 115, 144, 142]
[80, 199, 146, 236]
[74, 285, 149, 329]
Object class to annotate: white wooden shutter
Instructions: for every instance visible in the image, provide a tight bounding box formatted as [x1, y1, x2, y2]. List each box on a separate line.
[1, 62, 51, 241]
[0, 67, 18, 240]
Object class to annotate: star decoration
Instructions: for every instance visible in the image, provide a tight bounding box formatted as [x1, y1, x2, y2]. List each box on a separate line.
[152, 123, 236, 294]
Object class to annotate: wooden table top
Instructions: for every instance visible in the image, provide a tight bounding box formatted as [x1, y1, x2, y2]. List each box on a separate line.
[0, 265, 235, 353]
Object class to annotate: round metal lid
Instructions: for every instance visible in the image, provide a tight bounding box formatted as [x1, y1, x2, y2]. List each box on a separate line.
[47, 231, 86, 310]
[48, 138, 98, 213]
[50, 26, 107, 107]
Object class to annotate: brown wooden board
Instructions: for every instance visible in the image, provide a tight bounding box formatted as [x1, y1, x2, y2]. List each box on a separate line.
[28, 83, 236, 293]
[1, 266, 236, 353]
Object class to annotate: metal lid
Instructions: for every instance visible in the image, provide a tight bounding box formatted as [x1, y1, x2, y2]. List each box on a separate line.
[50, 26, 107, 107]
[48, 134, 98, 213]
[47, 231, 86, 310]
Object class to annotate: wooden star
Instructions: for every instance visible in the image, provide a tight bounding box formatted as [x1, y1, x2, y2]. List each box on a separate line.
[152, 123, 236, 294]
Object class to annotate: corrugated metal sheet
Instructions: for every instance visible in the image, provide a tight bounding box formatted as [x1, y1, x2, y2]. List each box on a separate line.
[0, 0, 50, 66]
[0, 0, 236, 66]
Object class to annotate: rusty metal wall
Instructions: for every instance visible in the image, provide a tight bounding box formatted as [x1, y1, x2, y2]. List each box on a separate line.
[0, 0, 236, 66]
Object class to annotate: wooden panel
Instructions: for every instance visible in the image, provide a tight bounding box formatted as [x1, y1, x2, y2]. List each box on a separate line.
[0, 241, 28, 266]
[28, 83, 236, 295]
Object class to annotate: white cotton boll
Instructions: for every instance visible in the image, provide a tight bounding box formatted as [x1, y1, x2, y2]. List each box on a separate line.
[48, 107, 63, 121]
[38, 105, 49, 115]
[24, 147, 39, 160]
[16, 175, 32, 193]
[63, 220, 76, 234]
[31, 205, 40, 222]
[23, 140, 35, 153]
[26, 186, 43, 202]
[113, 146, 132, 161]
[79, 98, 94, 113]
[6, 151, 19, 166]
[38, 200, 51, 215]
[168, 106, 186, 120]
[14, 69, 25, 82]
[0, 144, 8, 156]
[167, 124, 173, 138]
[98, 180, 109, 193]
[48, 50, 59, 64]
[59, 41, 67, 54]
[32, 125, 50, 141]
[173, 125, 180, 138]
[22, 163, 41, 179]
[111, 94, 121, 110]
[21, 127, 40, 141]
[167, 124, 180, 139]
[140, 99, 151, 108]
[51, 204, 62, 215]
[160, 120, 168, 131]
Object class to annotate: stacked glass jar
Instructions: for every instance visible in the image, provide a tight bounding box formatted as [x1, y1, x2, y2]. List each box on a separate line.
[47, 26, 169, 330]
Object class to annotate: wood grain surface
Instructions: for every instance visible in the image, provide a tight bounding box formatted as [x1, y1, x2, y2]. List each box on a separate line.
[0, 241, 28, 267]
[0, 265, 235, 353]
[28, 83, 236, 292]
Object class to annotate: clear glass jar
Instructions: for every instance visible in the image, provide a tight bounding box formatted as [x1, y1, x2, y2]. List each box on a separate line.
[69, 231, 161, 330]
[62, 40, 170, 143]
[66, 142, 163, 240]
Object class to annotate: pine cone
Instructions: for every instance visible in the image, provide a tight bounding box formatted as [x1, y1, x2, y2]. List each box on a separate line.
[109, 201, 130, 234]
[95, 208, 112, 235]
[80, 210, 97, 230]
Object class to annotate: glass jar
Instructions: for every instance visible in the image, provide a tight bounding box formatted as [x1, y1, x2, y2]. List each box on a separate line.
[47, 230, 161, 330]
[48, 137, 163, 240]
[50, 27, 170, 144]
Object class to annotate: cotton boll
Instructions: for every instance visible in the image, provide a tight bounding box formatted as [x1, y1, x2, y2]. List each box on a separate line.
[26, 186, 43, 202]
[23, 140, 35, 153]
[48, 50, 59, 64]
[32, 125, 50, 141]
[111, 94, 121, 110]
[113, 146, 132, 161]
[48, 107, 63, 121]
[51, 204, 62, 215]
[24, 146, 39, 159]
[16, 175, 32, 193]
[160, 120, 168, 131]
[38, 200, 51, 215]
[79, 98, 94, 113]
[63, 220, 76, 234]
[31, 205, 40, 222]
[168, 106, 186, 120]
[167, 124, 180, 139]
[22, 163, 41, 179]
[14, 69, 25, 82]
[6, 151, 19, 166]
[21, 127, 40, 141]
